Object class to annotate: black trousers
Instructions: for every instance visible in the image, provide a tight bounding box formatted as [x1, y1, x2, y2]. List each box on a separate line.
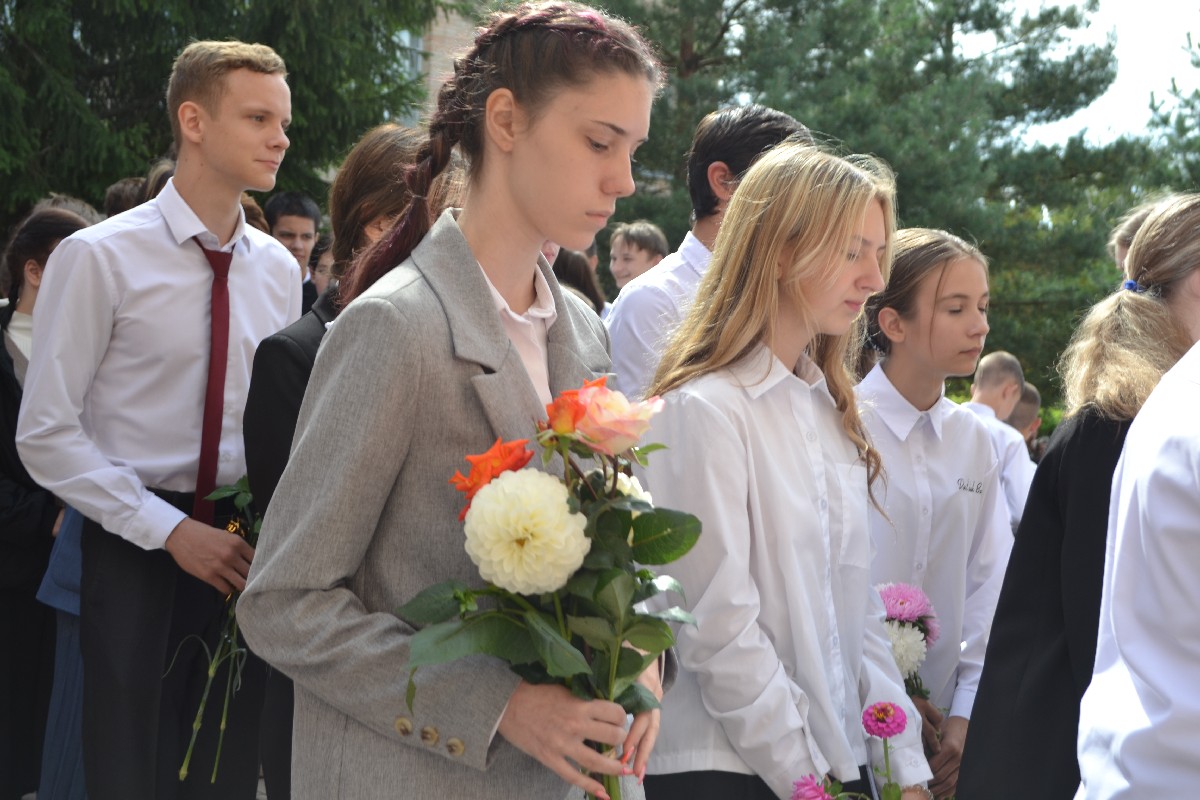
[79, 494, 266, 800]
[644, 766, 873, 800]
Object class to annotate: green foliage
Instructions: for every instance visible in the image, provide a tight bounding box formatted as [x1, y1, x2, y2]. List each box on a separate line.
[0, 0, 447, 230]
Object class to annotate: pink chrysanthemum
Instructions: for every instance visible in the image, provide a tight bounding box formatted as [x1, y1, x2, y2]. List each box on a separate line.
[922, 613, 941, 646]
[876, 583, 933, 623]
[792, 774, 835, 800]
[862, 701, 907, 739]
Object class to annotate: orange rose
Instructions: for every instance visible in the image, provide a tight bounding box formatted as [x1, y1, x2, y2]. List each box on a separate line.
[575, 381, 663, 457]
[450, 438, 533, 521]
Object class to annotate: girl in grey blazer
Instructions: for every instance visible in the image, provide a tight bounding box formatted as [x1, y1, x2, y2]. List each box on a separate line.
[238, 4, 665, 798]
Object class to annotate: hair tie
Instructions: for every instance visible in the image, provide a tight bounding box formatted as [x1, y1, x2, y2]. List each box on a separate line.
[1122, 279, 1146, 293]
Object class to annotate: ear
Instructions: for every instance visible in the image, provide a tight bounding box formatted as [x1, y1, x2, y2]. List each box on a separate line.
[23, 258, 42, 290]
[876, 306, 906, 345]
[484, 88, 519, 154]
[707, 161, 737, 203]
[178, 100, 205, 146]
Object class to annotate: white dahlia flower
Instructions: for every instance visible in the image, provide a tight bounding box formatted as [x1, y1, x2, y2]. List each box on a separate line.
[463, 469, 590, 595]
[884, 619, 928, 677]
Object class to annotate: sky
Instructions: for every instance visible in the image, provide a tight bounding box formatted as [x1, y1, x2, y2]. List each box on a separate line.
[1016, 0, 1200, 146]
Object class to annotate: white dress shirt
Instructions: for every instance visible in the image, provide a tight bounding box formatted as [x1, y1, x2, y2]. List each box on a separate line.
[604, 231, 710, 400]
[962, 401, 1036, 531]
[1075, 340, 1200, 799]
[479, 259, 557, 406]
[857, 366, 1012, 719]
[640, 345, 931, 799]
[16, 179, 300, 550]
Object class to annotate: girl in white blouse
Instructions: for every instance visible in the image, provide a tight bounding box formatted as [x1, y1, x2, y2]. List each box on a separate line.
[855, 229, 1013, 799]
[639, 141, 933, 800]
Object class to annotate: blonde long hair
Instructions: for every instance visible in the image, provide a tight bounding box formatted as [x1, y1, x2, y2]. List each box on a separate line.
[650, 141, 896, 487]
[1060, 193, 1200, 420]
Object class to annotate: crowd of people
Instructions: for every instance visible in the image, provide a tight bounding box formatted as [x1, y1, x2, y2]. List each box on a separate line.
[2, 2, 1198, 800]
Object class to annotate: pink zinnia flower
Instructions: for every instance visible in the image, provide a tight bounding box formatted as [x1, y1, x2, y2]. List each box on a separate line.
[876, 582, 934, 624]
[862, 701, 907, 739]
[792, 774, 835, 800]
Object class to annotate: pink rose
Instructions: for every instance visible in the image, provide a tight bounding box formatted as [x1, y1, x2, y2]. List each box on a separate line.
[574, 380, 663, 457]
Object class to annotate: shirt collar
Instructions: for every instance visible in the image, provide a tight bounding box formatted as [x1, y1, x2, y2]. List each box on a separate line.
[731, 343, 835, 406]
[859, 363, 947, 440]
[963, 401, 997, 421]
[479, 261, 559, 325]
[156, 178, 249, 253]
[679, 231, 713, 280]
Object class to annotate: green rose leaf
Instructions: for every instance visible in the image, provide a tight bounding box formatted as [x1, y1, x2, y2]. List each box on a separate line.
[628, 442, 667, 467]
[590, 506, 634, 563]
[647, 606, 697, 625]
[630, 509, 701, 565]
[614, 680, 661, 714]
[396, 580, 472, 625]
[567, 615, 617, 652]
[595, 569, 636, 630]
[610, 646, 657, 700]
[523, 610, 591, 678]
[633, 573, 686, 604]
[405, 613, 536, 710]
[622, 618, 675, 654]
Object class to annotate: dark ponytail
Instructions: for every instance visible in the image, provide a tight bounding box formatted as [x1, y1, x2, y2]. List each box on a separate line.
[338, 1, 662, 305]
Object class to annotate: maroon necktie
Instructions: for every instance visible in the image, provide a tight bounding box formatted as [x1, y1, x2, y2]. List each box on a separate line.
[192, 238, 232, 525]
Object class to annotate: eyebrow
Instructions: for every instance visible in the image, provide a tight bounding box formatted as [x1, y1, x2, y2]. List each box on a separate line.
[851, 235, 887, 250]
[937, 292, 990, 302]
[593, 120, 649, 145]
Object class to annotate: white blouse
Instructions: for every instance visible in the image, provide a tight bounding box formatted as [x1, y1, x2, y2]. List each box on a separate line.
[857, 365, 1012, 719]
[1076, 341, 1200, 798]
[640, 346, 931, 799]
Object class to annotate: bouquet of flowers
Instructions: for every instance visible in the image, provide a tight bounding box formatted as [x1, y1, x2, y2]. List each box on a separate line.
[793, 701, 910, 800]
[876, 583, 939, 699]
[398, 377, 701, 800]
[169, 476, 260, 783]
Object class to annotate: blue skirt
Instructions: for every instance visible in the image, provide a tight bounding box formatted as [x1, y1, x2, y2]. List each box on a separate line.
[38, 610, 87, 800]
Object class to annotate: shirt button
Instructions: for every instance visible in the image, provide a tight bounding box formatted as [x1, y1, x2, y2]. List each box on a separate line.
[819, 498, 827, 510]
[806, 431, 817, 443]
[921, 507, 929, 516]
[916, 562, 924, 571]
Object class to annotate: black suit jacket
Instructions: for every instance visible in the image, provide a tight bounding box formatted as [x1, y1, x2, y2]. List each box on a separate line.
[244, 287, 338, 513]
[958, 409, 1131, 800]
[0, 304, 58, 588]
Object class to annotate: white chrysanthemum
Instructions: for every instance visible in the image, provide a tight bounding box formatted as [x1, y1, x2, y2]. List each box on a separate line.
[884, 619, 928, 677]
[463, 469, 590, 595]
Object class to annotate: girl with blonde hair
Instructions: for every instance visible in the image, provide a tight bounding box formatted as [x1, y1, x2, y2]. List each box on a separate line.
[640, 141, 933, 800]
[960, 193, 1200, 799]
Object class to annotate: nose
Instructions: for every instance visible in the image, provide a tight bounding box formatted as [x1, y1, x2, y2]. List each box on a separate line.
[606, 155, 636, 198]
[275, 127, 290, 152]
[862, 255, 885, 294]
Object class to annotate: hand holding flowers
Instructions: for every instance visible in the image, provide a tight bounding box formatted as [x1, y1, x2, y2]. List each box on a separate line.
[399, 378, 700, 800]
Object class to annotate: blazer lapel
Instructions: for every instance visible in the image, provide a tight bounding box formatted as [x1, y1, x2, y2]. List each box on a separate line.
[411, 211, 546, 444]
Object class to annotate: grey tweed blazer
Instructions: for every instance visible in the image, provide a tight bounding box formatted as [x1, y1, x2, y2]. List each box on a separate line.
[239, 211, 643, 799]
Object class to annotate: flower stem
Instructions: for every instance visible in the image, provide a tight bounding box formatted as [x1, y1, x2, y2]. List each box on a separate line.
[179, 646, 219, 781]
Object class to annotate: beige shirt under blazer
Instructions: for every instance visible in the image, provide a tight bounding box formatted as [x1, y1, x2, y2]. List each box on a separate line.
[238, 211, 637, 799]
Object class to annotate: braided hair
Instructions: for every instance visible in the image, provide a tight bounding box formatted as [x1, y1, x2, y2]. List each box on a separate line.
[339, 1, 662, 304]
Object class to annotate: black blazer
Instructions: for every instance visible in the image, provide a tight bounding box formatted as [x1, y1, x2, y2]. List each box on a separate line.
[0, 303, 58, 587]
[958, 409, 1131, 800]
[244, 287, 338, 513]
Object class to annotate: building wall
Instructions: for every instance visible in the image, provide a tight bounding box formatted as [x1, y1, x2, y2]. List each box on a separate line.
[423, 10, 478, 109]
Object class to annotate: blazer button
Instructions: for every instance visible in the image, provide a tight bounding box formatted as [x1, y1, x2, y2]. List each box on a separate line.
[421, 726, 440, 746]
[446, 737, 465, 757]
[393, 716, 414, 736]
